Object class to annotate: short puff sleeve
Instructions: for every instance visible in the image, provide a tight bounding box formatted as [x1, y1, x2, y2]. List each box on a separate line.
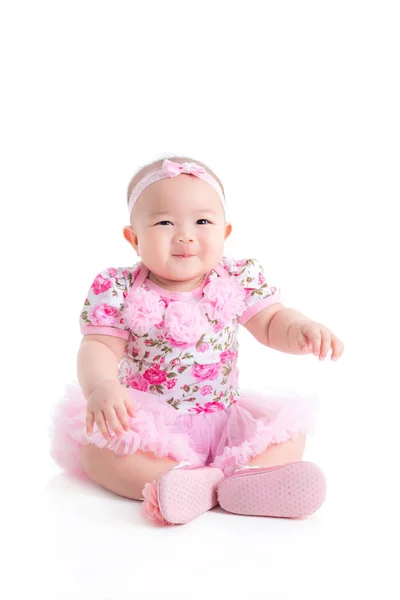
[223, 257, 281, 326]
[79, 267, 131, 340]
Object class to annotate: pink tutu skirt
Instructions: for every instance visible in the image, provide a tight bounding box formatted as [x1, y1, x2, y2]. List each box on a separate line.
[51, 383, 318, 478]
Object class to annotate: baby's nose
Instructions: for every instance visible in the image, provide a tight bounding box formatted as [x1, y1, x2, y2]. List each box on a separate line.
[176, 228, 195, 243]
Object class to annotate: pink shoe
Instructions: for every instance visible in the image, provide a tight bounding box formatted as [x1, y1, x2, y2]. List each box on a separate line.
[142, 467, 225, 526]
[218, 461, 326, 518]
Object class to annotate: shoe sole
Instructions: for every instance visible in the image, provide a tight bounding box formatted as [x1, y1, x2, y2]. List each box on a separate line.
[218, 461, 326, 518]
[158, 467, 225, 524]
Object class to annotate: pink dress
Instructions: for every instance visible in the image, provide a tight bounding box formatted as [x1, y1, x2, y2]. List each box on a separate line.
[51, 257, 316, 478]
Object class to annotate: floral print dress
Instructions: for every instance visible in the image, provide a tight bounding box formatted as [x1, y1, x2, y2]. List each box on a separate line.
[51, 257, 317, 477]
[79, 257, 281, 414]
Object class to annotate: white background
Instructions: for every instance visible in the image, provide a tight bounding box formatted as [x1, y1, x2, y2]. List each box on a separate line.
[2, 1, 399, 599]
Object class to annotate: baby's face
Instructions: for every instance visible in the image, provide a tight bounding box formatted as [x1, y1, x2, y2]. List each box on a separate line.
[124, 174, 231, 283]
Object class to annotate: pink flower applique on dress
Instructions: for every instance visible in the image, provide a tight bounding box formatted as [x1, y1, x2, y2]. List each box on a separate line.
[124, 288, 164, 335]
[200, 278, 247, 325]
[141, 481, 172, 526]
[164, 301, 208, 345]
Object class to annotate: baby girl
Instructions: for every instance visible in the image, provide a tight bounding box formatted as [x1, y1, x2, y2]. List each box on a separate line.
[52, 156, 344, 525]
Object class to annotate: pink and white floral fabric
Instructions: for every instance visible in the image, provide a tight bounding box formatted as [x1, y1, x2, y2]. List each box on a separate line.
[52, 258, 318, 480]
[79, 257, 281, 414]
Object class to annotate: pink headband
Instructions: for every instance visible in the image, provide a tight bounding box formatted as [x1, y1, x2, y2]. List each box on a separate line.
[128, 159, 227, 217]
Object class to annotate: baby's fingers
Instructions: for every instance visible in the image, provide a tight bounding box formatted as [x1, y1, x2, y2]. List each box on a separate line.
[86, 411, 94, 436]
[104, 406, 125, 437]
[95, 412, 111, 441]
[115, 405, 131, 432]
[318, 330, 332, 360]
[297, 328, 321, 356]
[124, 397, 136, 419]
[296, 329, 312, 353]
[331, 335, 344, 361]
[309, 333, 321, 355]
[301, 327, 321, 355]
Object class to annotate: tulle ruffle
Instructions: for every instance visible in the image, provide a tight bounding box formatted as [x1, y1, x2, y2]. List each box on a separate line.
[211, 392, 318, 475]
[50, 383, 317, 477]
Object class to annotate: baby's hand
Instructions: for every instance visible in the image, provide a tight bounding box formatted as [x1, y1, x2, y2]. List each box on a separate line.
[86, 380, 136, 440]
[288, 320, 344, 361]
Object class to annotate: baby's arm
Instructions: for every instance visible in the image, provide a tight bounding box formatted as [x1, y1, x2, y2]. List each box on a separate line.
[245, 304, 344, 360]
[267, 306, 311, 353]
[245, 304, 307, 354]
[77, 334, 135, 439]
[77, 334, 125, 399]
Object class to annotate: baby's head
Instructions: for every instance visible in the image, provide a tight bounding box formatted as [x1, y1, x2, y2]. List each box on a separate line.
[123, 156, 232, 284]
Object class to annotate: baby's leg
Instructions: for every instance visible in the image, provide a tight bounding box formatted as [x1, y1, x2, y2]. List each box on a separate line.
[80, 444, 177, 500]
[81, 444, 224, 525]
[246, 434, 306, 468]
[218, 434, 326, 518]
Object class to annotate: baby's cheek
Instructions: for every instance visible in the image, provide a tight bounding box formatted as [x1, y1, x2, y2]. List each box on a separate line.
[201, 229, 224, 246]
[145, 231, 168, 251]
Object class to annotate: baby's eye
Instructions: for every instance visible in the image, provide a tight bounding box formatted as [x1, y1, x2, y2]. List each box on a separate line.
[157, 221, 173, 226]
[196, 219, 211, 225]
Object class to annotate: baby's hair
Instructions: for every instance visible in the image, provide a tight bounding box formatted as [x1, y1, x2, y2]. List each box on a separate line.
[126, 154, 225, 205]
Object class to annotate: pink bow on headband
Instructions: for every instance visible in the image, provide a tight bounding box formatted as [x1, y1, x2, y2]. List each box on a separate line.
[163, 159, 206, 178]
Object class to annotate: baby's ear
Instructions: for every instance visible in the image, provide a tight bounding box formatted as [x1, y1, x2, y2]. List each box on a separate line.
[122, 226, 139, 254]
[224, 222, 232, 240]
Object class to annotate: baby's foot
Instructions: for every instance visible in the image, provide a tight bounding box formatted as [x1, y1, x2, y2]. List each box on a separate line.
[142, 466, 225, 525]
[218, 461, 326, 518]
